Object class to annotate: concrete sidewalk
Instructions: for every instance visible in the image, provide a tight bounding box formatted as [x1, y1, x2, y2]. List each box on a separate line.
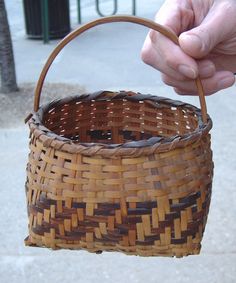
[6, 0, 162, 91]
[0, 1, 236, 282]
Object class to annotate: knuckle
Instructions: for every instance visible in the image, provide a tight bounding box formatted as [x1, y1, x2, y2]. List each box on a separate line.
[165, 55, 175, 69]
[174, 88, 196, 95]
[161, 74, 174, 86]
[174, 88, 184, 95]
[141, 47, 152, 65]
[149, 30, 158, 44]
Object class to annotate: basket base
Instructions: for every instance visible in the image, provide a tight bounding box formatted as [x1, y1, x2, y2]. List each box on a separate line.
[25, 235, 201, 258]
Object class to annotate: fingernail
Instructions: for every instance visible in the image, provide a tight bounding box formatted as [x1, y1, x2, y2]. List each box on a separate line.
[200, 64, 215, 77]
[178, 64, 198, 79]
[182, 34, 203, 52]
[217, 76, 234, 89]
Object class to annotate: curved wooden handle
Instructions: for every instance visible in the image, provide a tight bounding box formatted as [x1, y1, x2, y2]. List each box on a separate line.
[34, 15, 207, 123]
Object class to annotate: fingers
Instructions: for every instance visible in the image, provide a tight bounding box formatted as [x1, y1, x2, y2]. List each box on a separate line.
[141, 0, 199, 80]
[142, 31, 198, 80]
[162, 71, 235, 95]
[141, 0, 236, 96]
[197, 60, 215, 78]
[208, 54, 236, 73]
[153, 0, 193, 35]
[179, 1, 236, 58]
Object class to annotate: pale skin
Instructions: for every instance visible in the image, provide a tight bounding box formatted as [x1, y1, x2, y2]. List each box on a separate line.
[141, 0, 236, 95]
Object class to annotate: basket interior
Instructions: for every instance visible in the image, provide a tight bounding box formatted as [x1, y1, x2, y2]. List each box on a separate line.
[42, 96, 199, 144]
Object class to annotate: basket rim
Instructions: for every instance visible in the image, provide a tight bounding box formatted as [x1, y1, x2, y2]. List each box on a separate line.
[27, 91, 212, 157]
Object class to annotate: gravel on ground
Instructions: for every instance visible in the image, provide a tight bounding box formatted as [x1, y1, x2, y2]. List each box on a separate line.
[0, 83, 85, 128]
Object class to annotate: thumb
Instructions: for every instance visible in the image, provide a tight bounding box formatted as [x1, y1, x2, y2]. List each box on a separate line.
[179, 2, 235, 59]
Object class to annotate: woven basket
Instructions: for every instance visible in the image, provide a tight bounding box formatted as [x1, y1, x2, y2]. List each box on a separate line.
[25, 16, 213, 257]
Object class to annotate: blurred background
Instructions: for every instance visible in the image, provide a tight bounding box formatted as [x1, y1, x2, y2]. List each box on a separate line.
[0, 0, 235, 282]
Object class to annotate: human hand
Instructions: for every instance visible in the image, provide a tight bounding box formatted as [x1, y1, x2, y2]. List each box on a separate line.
[141, 0, 236, 95]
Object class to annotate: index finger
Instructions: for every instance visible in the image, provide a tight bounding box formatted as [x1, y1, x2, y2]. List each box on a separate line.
[143, 0, 199, 79]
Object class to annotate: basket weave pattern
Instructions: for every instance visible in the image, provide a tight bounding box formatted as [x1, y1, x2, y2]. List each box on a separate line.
[25, 91, 213, 257]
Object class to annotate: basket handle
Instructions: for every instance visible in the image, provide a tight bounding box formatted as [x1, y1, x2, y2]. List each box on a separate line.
[33, 15, 207, 123]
